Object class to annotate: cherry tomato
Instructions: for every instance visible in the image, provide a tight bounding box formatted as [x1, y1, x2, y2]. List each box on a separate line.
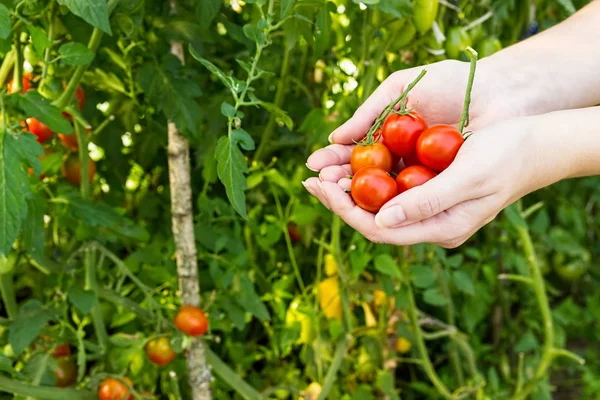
[553, 251, 590, 281]
[287, 223, 302, 244]
[58, 133, 78, 150]
[145, 337, 176, 367]
[62, 155, 96, 185]
[98, 377, 134, 400]
[396, 165, 436, 194]
[350, 142, 393, 174]
[52, 343, 71, 358]
[402, 153, 421, 168]
[416, 124, 464, 171]
[381, 112, 428, 157]
[350, 166, 397, 213]
[445, 27, 472, 59]
[174, 305, 209, 336]
[21, 118, 53, 143]
[52, 357, 77, 387]
[8, 73, 32, 94]
[477, 37, 502, 58]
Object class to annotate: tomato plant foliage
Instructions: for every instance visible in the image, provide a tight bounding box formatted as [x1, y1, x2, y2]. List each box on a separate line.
[0, 0, 597, 399]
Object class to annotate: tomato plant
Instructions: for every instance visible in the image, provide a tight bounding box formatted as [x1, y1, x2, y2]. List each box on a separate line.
[350, 166, 397, 213]
[350, 142, 394, 174]
[381, 112, 428, 157]
[396, 165, 437, 193]
[416, 124, 465, 171]
[174, 305, 209, 337]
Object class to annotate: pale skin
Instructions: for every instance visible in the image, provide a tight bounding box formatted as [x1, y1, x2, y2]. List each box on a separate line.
[304, 1, 600, 248]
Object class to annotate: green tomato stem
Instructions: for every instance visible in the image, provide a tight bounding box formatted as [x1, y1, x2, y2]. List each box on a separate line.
[0, 271, 17, 319]
[316, 336, 349, 400]
[0, 375, 95, 399]
[11, 35, 22, 93]
[41, 2, 56, 81]
[458, 47, 478, 134]
[0, 50, 15, 89]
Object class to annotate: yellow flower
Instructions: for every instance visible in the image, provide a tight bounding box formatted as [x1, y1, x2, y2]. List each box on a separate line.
[395, 337, 412, 354]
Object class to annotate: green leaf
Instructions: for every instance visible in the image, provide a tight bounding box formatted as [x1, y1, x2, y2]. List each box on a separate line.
[22, 190, 45, 263]
[137, 62, 202, 138]
[452, 270, 475, 295]
[374, 254, 401, 279]
[58, 42, 95, 66]
[314, 2, 332, 59]
[216, 130, 255, 218]
[423, 288, 448, 306]
[9, 300, 53, 356]
[411, 265, 436, 288]
[281, 0, 296, 18]
[219, 297, 246, 330]
[68, 287, 96, 315]
[237, 275, 270, 321]
[190, 48, 241, 94]
[28, 26, 51, 56]
[556, 0, 576, 14]
[376, 370, 400, 400]
[0, 354, 16, 377]
[17, 91, 74, 134]
[0, 133, 43, 256]
[378, 0, 412, 18]
[503, 203, 527, 229]
[243, 23, 266, 46]
[57, 0, 112, 35]
[221, 101, 236, 118]
[515, 330, 539, 353]
[0, 4, 10, 40]
[199, 0, 222, 29]
[350, 251, 372, 276]
[62, 191, 149, 241]
[258, 102, 294, 130]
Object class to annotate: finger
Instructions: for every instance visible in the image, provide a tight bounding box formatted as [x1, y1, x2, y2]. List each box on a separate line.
[319, 164, 351, 183]
[306, 144, 354, 171]
[338, 177, 352, 191]
[374, 163, 487, 228]
[329, 76, 403, 145]
[303, 177, 333, 210]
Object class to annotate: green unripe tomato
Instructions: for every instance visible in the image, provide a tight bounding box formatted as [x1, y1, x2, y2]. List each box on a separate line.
[445, 27, 472, 59]
[38, 76, 63, 101]
[477, 37, 502, 58]
[23, 44, 42, 65]
[413, 0, 439, 35]
[390, 20, 417, 52]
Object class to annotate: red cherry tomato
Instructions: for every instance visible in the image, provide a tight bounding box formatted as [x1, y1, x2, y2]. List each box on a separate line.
[52, 343, 71, 358]
[350, 166, 397, 213]
[396, 165, 437, 193]
[98, 378, 134, 400]
[52, 357, 77, 387]
[381, 111, 428, 157]
[416, 124, 464, 171]
[145, 337, 176, 367]
[402, 153, 422, 168]
[350, 142, 394, 174]
[62, 156, 96, 185]
[21, 118, 53, 143]
[174, 305, 209, 336]
[8, 73, 32, 94]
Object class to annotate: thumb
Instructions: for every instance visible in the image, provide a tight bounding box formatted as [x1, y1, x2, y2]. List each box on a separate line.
[374, 166, 479, 228]
[329, 69, 421, 145]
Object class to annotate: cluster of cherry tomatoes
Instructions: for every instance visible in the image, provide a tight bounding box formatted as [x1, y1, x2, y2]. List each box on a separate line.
[12, 73, 94, 185]
[350, 76, 465, 213]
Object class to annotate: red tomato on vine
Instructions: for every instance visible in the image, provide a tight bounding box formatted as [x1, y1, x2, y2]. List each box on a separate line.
[416, 124, 464, 171]
[381, 112, 428, 157]
[98, 378, 134, 400]
[8, 73, 32, 94]
[174, 305, 209, 336]
[350, 166, 397, 213]
[52, 358, 77, 387]
[62, 156, 96, 185]
[52, 343, 71, 358]
[145, 337, 176, 367]
[350, 142, 393, 174]
[21, 118, 53, 143]
[396, 165, 437, 193]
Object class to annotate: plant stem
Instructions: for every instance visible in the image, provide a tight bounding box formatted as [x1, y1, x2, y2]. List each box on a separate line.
[11, 34, 22, 93]
[361, 30, 395, 102]
[0, 50, 15, 87]
[0, 375, 95, 399]
[458, 47, 478, 133]
[254, 45, 291, 162]
[41, 2, 56, 80]
[74, 121, 90, 198]
[331, 216, 352, 333]
[498, 273, 533, 285]
[84, 248, 108, 351]
[205, 348, 263, 400]
[317, 336, 349, 400]
[0, 271, 17, 319]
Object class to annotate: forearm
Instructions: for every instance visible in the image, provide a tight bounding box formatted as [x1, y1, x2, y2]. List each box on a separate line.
[482, 1, 600, 115]
[527, 107, 600, 192]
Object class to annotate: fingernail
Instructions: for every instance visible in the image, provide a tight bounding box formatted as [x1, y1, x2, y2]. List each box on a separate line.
[375, 206, 406, 228]
[327, 132, 334, 143]
[305, 163, 318, 172]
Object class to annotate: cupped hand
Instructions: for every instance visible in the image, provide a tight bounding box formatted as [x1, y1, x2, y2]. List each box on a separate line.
[303, 117, 556, 248]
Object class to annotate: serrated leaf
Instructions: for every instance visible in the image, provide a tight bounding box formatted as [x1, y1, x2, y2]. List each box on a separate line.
[0, 133, 43, 256]
[57, 0, 111, 35]
[503, 203, 527, 229]
[137, 62, 202, 138]
[221, 101, 236, 117]
[411, 265, 436, 288]
[281, 0, 296, 18]
[17, 91, 73, 134]
[28, 26, 50, 55]
[374, 254, 401, 279]
[22, 190, 45, 262]
[243, 23, 267, 46]
[216, 131, 255, 218]
[0, 4, 10, 39]
[68, 287, 96, 315]
[258, 102, 294, 130]
[452, 270, 475, 295]
[190, 48, 242, 94]
[9, 300, 53, 356]
[58, 42, 95, 66]
[423, 288, 448, 306]
[237, 275, 270, 321]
